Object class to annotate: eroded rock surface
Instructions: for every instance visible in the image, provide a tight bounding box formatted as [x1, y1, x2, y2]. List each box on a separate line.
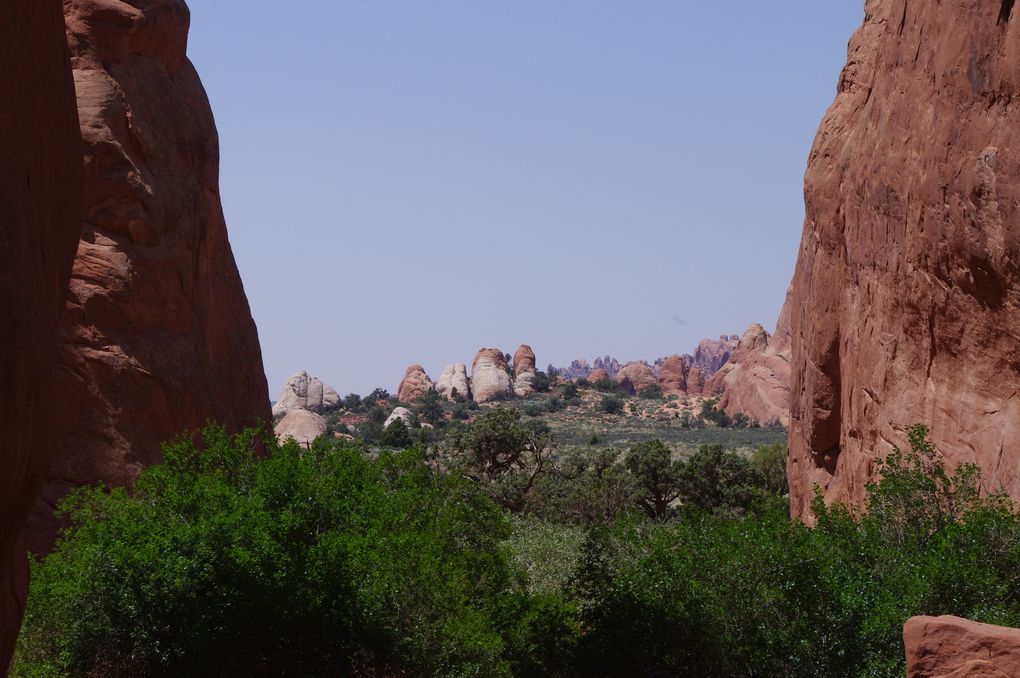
[705, 318, 791, 426]
[615, 362, 658, 395]
[397, 364, 434, 403]
[904, 615, 1020, 677]
[693, 335, 739, 376]
[31, 0, 271, 551]
[657, 355, 689, 395]
[436, 364, 471, 401]
[0, 0, 83, 667]
[273, 371, 340, 416]
[274, 409, 327, 447]
[513, 345, 537, 396]
[471, 348, 513, 403]
[788, 0, 1020, 520]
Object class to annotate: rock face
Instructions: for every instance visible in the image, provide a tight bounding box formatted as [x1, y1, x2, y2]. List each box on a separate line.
[0, 0, 84, 668]
[657, 355, 689, 395]
[615, 362, 658, 395]
[788, 0, 1020, 520]
[384, 407, 413, 429]
[30, 0, 271, 551]
[397, 364, 434, 403]
[692, 335, 739, 376]
[273, 371, 340, 416]
[513, 344, 538, 397]
[704, 316, 791, 426]
[274, 409, 327, 447]
[588, 367, 610, 383]
[686, 367, 706, 395]
[471, 348, 513, 403]
[436, 364, 471, 401]
[904, 616, 1020, 677]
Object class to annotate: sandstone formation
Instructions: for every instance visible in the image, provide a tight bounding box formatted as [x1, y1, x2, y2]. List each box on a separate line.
[436, 364, 471, 401]
[692, 335, 739, 376]
[904, 616, 1020, 677]
[657, 355, 689, 395]
[0, 0, 84, 668]
[274, 409, 327, 448]
[788, 0, 1020, 520]
[615, 362, 658, 395]
[588, 367, 610, 383]
[273, 371, 340, 416]
[704, 316, 791, 426]
[471, 348, 513, 403]
[397, 364, 434, 403]
[686, 367, 706, 396]
[513, 344, 538, 397]
[30, 0, 271, 552]
[384, 407, 413, 429]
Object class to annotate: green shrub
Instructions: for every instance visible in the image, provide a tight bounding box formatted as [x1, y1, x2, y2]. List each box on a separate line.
[751, 442, 788, 495]
[599, 396, 623, 415]
[14, 426, 518, 677]
[637, 384, 662, 399]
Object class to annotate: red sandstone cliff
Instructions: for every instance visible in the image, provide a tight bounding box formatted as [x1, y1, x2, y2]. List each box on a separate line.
[788, 0, 1020, 520]
[27, 0, 271, 550]
[0, 0, 83, 668]
[904, 616, 1020, 677]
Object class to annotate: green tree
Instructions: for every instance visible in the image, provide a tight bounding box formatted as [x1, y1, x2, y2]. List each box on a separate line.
[624, 440, 682, 520]
[751, 443, 788, 495]
[379, 418, 412, 448]
[677, 444, 766, 514]
[599, 396, 623, 415]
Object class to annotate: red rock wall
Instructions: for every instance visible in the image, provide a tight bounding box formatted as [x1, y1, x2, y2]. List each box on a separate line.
[27, 0, 271, 551]
[0, 0, 84, 668]
[788, 0, 1020, 520]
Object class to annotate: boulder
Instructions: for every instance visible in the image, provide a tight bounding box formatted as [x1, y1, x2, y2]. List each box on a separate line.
[436, 364, 471, 401]
[32, 0, 271, 552]
[384, 407, 413, 429]
[471, 348, 513, 403]
[657, 355, 689, 395]
[513, 344, 538, 396]
[787, 0, 1020, 521]
[273, 371, 341, 416]
[616, 362, 657, 395]
[588, 367, 610, 383]
[904, 615, 1020, 677]
[0, 0, 84, 668]
[397, 364, 434, 402]
[274, 409, 327, 447]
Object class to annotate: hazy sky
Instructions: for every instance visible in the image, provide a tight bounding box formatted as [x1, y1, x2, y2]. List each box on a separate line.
[187, 1, 863, 397]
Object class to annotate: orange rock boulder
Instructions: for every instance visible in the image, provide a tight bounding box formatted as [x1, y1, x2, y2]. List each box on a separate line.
[512, 344, 538, 396]
[616, 362, 658, 395]
[397, 364, 434, 402]
[471, 348, 513, 403]
[904, 616, 1020, 677]
[657, 355, 689, 395]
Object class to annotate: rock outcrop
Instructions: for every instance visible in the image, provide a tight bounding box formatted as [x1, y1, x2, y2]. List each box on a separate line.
[397, 364, 434, 403]
[615, 362, 658, 395]
[274, 409, 327, 447]
[30, 0, 271, 552]
[436, 364, 471, 401]
[384, 407, 413, 429]
[588, 367, 610, 383]
[0, 0, 84, 668]
[657, 355, 689, 395]
[471, 348, 513, 403]
[692, 335, 739, 376]
[788, 0, 1020, 520]
[686, 367, 706, 395]
[904, 616, 1020, 677]
[273, 371, 340, 416]
[513, 345, 537, 397]
[704, 318, 791, 426]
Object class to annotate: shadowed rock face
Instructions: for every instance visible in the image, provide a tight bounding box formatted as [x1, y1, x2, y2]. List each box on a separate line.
[788, 0, 1020, 520]
[27, 0, 271, 551]
[904, 616, 1020, 677]
[0, 0, 83, 668]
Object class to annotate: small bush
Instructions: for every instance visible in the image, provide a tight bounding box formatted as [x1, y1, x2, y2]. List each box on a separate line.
[638, 384, 662, 399]
[599, 396, 624, 415]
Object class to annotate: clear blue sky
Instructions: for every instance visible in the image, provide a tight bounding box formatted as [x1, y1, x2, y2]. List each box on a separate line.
[187, 1, 863, 397]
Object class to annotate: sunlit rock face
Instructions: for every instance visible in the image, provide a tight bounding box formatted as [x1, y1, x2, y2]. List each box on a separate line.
[28, 0, 271, 552]
[788, 0, 1020, 521]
